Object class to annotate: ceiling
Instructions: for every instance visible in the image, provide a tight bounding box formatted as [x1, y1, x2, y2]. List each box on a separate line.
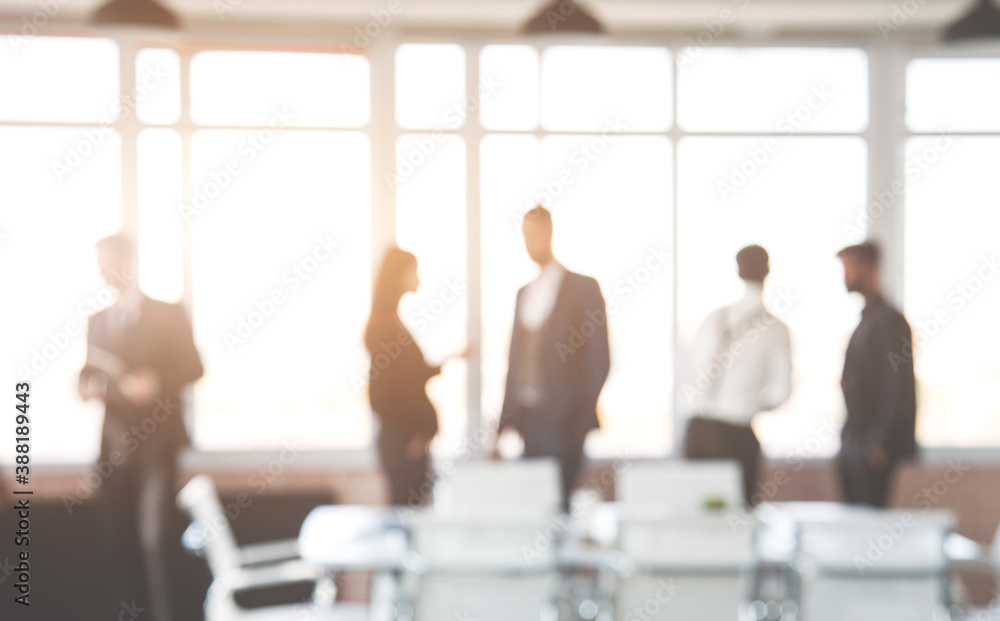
[0, 0, 983, 38]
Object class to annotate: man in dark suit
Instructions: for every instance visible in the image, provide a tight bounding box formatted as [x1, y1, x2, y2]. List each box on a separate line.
[495, 206, 611, 510]
[79, 234, 203, 621]
[837, 242, 917, 507]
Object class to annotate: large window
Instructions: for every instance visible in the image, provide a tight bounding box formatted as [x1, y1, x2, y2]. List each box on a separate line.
[187, 51, 372, 450]
[3, 35, 999, 464]
[905, 59, 1000, 448]
[676, 48, 869, 457]
[0, 36, 122, 463]
[479, 45, 674, 456]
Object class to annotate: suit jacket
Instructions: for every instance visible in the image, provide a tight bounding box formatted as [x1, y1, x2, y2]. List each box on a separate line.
[366, 313, 440, 438]
[499, 270, 610, 440]
[81, 294, 203, 464]
[841, 296, 917, 458]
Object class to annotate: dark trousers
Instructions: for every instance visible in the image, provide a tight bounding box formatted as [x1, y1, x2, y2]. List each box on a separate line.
[101, 451, 177, 621]
[837, 438, 896, 507]
[684, 416, 761, 505]
[522, 425, 586, 513]
[377, 427, 432, 507]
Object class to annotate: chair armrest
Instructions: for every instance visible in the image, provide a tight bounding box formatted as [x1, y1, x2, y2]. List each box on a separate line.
[222, 559, 328, 592]
[239, 538, 301, 566]
[181, 522, 208, 556]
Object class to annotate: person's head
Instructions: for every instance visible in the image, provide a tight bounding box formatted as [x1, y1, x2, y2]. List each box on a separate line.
[521, 205, 554, 265]
[736, 244, 770, 284]
[837, 242, 880, 295]
[370, 246, 418, 316]
[94, 233, 136, 292]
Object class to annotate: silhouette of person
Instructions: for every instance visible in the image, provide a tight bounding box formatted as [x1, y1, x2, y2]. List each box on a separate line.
[684, 245, 792, 505]
[837, 242, 916, 507]
[79, 234, 203, 621]
[494, 206, 610, 511]
[365, 247, 461, 508]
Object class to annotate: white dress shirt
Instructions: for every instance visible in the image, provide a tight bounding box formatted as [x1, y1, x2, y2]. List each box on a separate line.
[518, 260, 566, 330]
[106, 288, 143, 345]
[690, 283, 792, 425]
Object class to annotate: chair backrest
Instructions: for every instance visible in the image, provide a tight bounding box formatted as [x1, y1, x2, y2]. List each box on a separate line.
[616, 460, 743, 512]
[796, 508, 954, 573]
[410, 513, 559, 571]
[436, 458, 561, 519]
[618, 513, 756, 568]
[176, 474, 241, 578]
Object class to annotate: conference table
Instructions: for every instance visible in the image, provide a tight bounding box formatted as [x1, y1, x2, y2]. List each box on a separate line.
[297, 501, 975, 619]
[298, 503, 616, 571]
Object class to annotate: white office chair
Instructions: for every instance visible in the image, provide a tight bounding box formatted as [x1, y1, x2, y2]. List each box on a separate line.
[176, 475, 369, 621]
[616, 459, 744, 511]
[434, 458, 562, 519]
[611, 460, 755, 621]
[401, 459, 563, 621]
[792, 507, 955, 621]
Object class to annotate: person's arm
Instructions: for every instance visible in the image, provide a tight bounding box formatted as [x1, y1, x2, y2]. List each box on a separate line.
[497, 290, 524, 436]
[575, 278, 610, 423]
[156, 303, 204, 395]
[759, 320, 792, 411]
[864, 314, 915, 459]
[78, 315, 107, 401]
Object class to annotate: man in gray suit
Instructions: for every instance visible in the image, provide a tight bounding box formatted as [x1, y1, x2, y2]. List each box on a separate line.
[494, 206, 611, 510]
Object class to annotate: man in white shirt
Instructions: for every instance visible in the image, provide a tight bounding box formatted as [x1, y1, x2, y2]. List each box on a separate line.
[684, 245, 792, 505]
[495, 206, 610, 510]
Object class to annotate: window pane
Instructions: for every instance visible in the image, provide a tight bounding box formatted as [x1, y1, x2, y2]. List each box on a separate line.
[480, 45, 539, 130]
[0, 126, 121, 464]
[191, 51, 370, 127]
[905, 137, 1000, 447]
[138, 129, 184, 303]
[481, 134, 541, 439]
[678, 137, 868, 457]
[907, 59, 1000, 132]
[0, 36, 119, 123]
[678, 48, 868, 132]
[395, 134, 468, 456]
[395, 44, 466, 130]
[542, 46, 671, 132]
[136, 48, 181, 124]
[481, 134, 673, 457]
[190, 130, 371, 450]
